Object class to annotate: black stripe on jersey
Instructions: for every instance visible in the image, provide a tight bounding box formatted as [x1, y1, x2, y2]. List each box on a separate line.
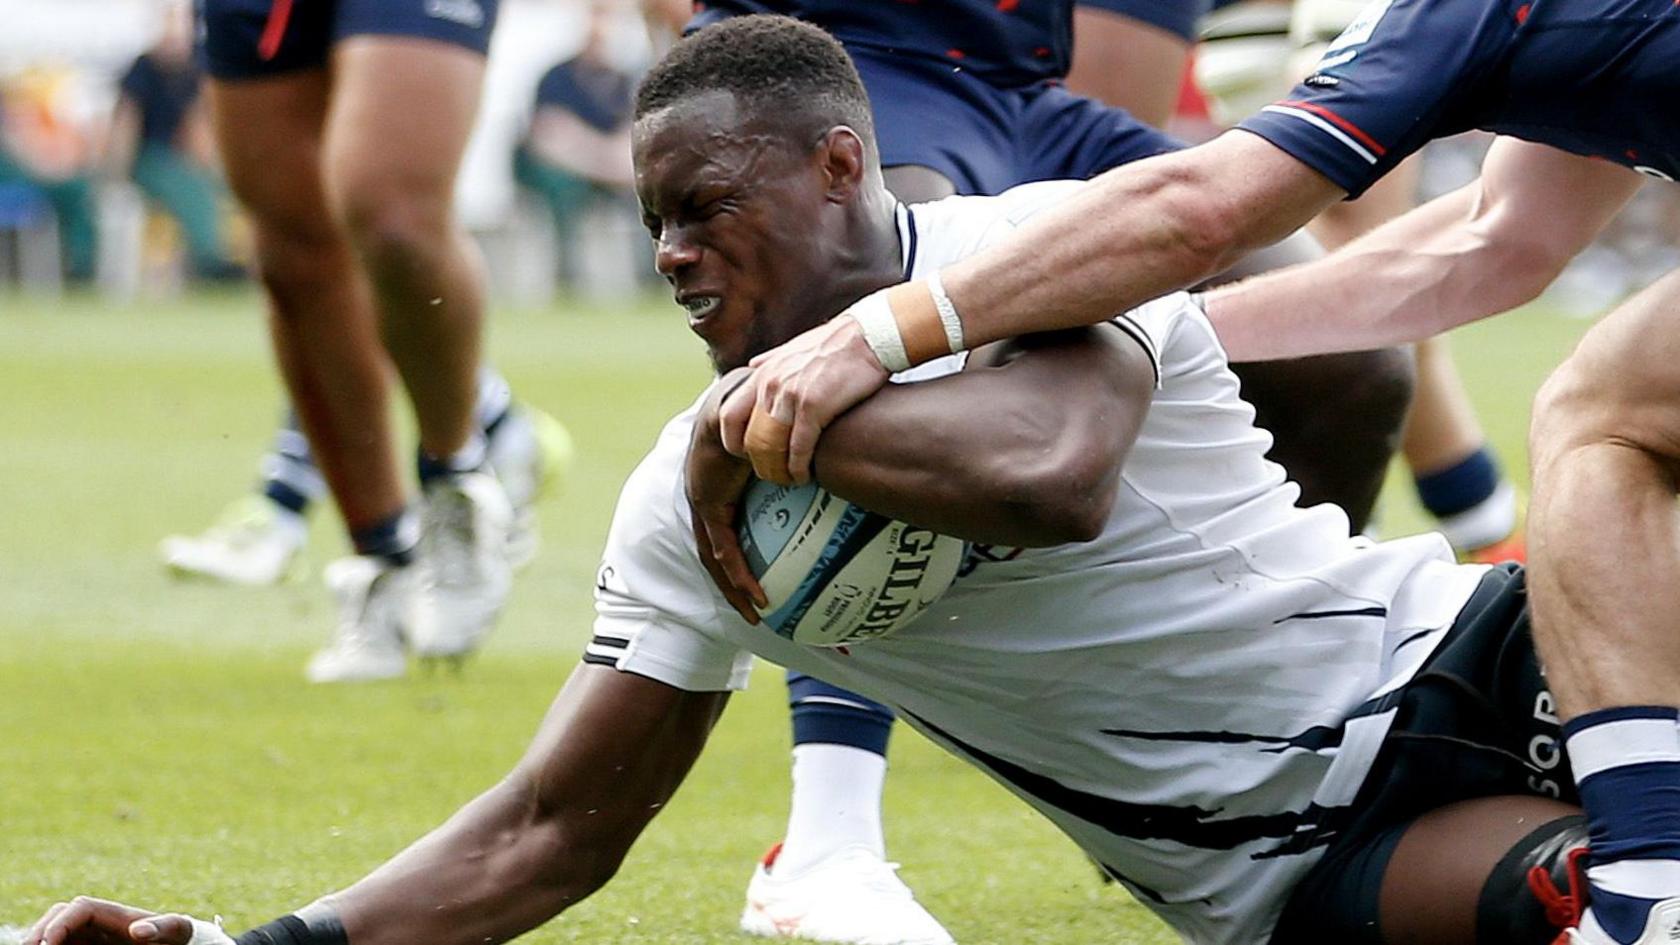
[588, 634, 628, 651]
[900, 204, 918, 280]
[1100, 688, 1406, 757]
[1392, 627, 1437, 656]
[581, 652, 619, 667]
[1274, 606, 1388, 623]
[905, 711, 1340, 855]
[1108, 313, 1162, 387]
[1102, 724, 1344, 754]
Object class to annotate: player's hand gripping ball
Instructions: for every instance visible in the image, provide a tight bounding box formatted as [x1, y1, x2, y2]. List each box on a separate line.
[737, 479, 964, 646]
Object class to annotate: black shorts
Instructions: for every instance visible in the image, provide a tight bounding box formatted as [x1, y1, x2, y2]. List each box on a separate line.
[197, 0, 502, 81]
[1270, 564, 1577, 944]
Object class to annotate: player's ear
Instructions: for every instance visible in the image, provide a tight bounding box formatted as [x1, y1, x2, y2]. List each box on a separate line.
[817, 126, 867, 201]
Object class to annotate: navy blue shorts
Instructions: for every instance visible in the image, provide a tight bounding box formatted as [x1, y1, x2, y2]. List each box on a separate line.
[198, 0, 501, 81]
[1080, 0, 1212, 43]
[1269, 564, 1577, 943]
[848, 42, 1183, 196]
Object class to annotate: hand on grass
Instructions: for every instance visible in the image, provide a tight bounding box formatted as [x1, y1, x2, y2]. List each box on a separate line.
[24, 897, 229, 945]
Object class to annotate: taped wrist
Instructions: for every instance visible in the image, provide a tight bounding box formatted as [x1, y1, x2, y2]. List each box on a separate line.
[848, 275, 965, 373]
[235, 912, 349, 945]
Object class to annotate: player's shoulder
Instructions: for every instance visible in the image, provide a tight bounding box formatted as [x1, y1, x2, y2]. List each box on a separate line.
[907, 180, 1089, 274]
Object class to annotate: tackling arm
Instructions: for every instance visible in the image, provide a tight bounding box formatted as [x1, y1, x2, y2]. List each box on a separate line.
[810, 325, 1154, 547]
[1204, 137, 1642, 361]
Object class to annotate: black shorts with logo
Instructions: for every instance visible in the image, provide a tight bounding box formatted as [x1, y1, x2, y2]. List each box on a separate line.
[1270, 564, 1577, 943]
[198, 0, 501, 81]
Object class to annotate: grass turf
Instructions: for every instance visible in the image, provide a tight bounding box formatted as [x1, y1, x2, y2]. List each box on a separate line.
[0, 288, 1595, 943]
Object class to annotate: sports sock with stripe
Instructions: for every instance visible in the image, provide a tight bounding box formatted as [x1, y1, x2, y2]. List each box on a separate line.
[1564, 706, 1680, 943]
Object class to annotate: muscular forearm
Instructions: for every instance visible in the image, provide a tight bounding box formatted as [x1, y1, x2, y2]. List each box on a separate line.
[942, 132, 1343, 351]
[813, 331, 1149, 546]
[300, 669, 722, 945]
[1206, 185, 1547, 359]
[327, 775, 594, 945]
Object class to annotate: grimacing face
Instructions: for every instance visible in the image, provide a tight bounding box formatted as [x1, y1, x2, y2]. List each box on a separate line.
[633, 90, 849, 373]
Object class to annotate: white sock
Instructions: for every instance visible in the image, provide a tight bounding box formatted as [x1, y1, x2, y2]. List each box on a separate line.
[1436, 480, 1519, 551]
[775, 743, 887, 876]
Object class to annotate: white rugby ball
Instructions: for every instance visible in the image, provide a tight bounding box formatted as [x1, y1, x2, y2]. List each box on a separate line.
[737, 480, 965, 646]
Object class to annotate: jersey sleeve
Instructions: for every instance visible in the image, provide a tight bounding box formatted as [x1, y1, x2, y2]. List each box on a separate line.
[587, 419, 755, 692]
[1234, 0, 1515, 197]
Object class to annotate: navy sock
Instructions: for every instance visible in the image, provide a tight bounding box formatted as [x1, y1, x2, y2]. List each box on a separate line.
[349, 509, 418, 567]
[1414, 446, 1501, 519]
[787, 672, 894, 756]
[416, 433, 488, 487]
[1564, 706, 1680, 943]
[259, 410, 325, 516]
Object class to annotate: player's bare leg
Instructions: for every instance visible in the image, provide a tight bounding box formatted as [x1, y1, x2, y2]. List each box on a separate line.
[320, 37, 511, 662]
[324, 37, 487, 461]
[209, 71, 416, 681]
[208, 72, 404, 534]
[1527, 269, 1680, 944]
[1379, 796, 1584, 944]
[1067, 6, 1189, 129]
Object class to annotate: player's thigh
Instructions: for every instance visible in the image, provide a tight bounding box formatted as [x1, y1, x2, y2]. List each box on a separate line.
[1380, 796, 1582, 944]
[206, 72, 336, 242]
[322, 36, 487, 222]
[1066, 4, 1196, 129]
[1531, 268, 1680, 468]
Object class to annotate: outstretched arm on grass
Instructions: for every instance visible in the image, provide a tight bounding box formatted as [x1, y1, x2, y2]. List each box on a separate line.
[25, 666, 728, 945]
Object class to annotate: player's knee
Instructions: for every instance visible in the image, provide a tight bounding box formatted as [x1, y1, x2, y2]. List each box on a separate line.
[1347, 346, 1415, 429]
[252, 229, 354, 310]
[336, 189, 451, 280]
[1476, 815, 1588, 945]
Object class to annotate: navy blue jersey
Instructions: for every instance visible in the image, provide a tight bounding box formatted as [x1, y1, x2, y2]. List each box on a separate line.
[1237, 0, 1680, 197]
[534, 58, 633, 133]
[691, 0, 1093, 85]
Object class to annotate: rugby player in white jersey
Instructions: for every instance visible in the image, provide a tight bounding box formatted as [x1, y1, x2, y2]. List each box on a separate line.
[24, 16, 1622, 945]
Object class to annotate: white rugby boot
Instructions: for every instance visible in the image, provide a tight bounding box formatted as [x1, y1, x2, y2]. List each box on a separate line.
[741, 844, 955, 945]
[407, 470, 514, 661]
[305, 556, 412, 683]
[160, 496, 306, 586]
[486, 405, 574, 570]
[1564, 901, 1680, 944]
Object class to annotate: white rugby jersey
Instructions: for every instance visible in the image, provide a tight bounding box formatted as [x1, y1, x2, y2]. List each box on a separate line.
[589, 181, 1489, 945]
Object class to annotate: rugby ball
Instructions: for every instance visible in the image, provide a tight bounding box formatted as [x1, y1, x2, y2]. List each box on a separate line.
[737, 479, 965, 646]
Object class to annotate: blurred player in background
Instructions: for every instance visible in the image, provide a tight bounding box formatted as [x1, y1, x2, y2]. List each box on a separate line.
[183, 0, 534, 682]
[105, 0, 243, 282]
[22, 21, 1654, 945]
[682, 2, 1410, 942]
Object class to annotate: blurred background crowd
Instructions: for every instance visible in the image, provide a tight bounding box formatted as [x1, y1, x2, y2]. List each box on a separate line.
[1, 0, 1676, 314]
[0, 0, 686, 302]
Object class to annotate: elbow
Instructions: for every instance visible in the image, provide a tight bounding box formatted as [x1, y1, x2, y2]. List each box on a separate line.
[991, 443, 1120, 546]
[509, 778, 631, 908]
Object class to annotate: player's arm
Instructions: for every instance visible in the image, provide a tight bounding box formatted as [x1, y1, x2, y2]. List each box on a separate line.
[728, 131, 1340, 485]
[811, 324, 1153, 546]
[1204, 137, 1643, 360]
[25, 666, 728, 945]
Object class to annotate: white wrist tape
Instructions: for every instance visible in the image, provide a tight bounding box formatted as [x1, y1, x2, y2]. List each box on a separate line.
[926, 270, 965, 354]
[848, 293, 911, 373]
[189, 918, 237, 945]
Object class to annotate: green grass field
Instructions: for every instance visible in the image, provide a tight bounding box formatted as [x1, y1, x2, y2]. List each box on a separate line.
[0, 288, 1598, 943]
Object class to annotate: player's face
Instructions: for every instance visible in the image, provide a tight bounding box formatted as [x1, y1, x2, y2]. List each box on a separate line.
[633, 92, 847, 373]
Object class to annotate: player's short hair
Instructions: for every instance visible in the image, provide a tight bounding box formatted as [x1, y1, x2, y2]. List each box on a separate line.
[635, 15, 876, 151]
